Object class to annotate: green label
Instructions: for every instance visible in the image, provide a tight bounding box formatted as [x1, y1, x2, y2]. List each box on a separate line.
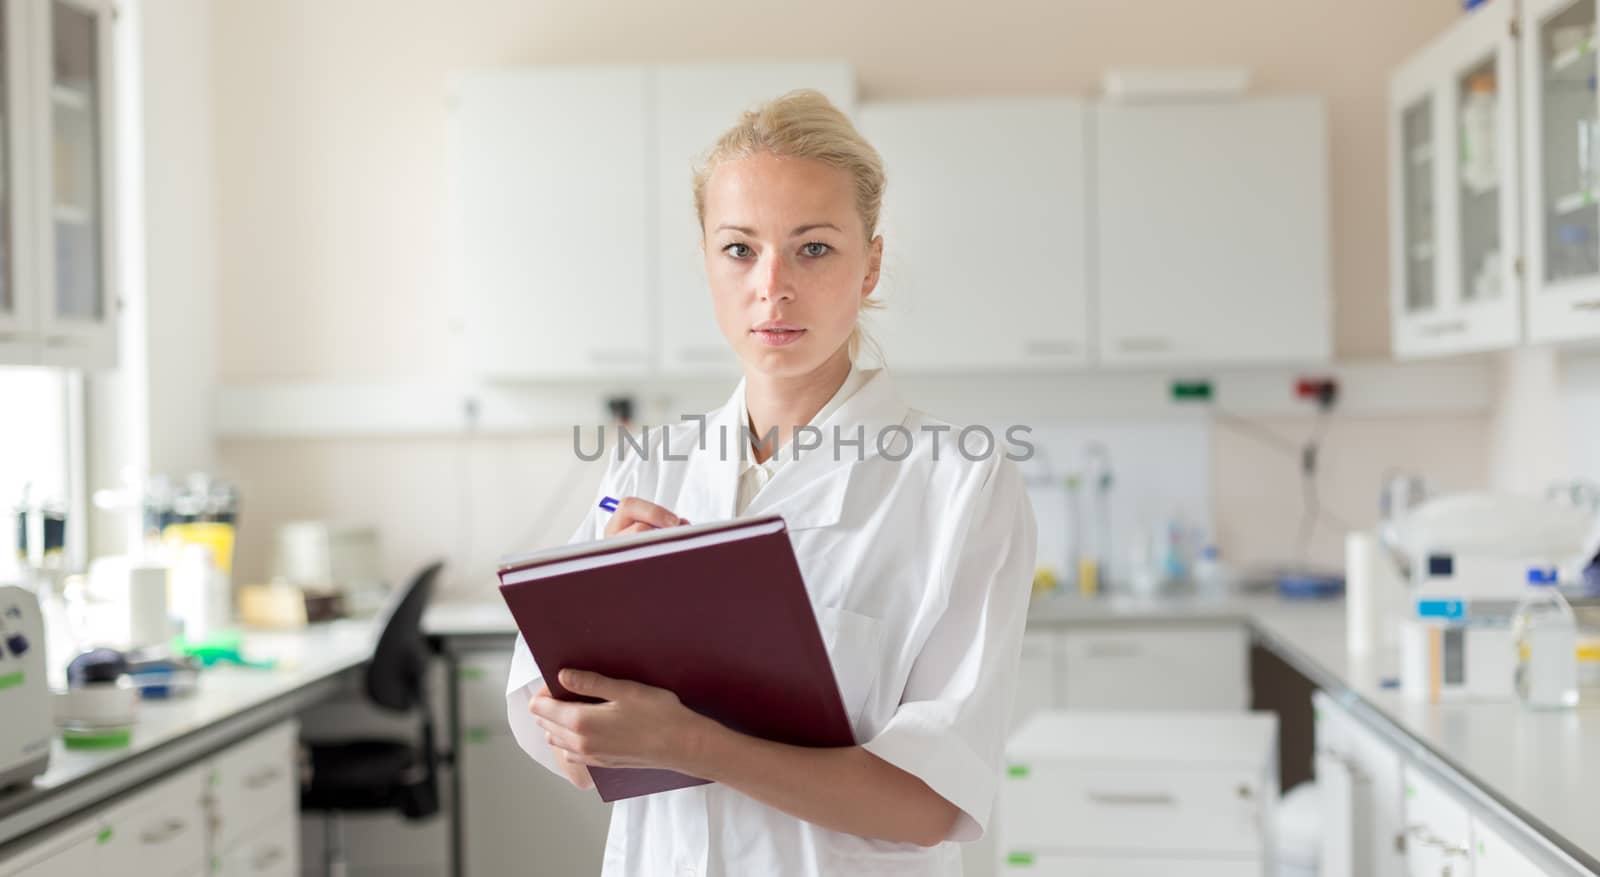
[460, 666, 485, 682]
[0, 672, 23, 691]
[96, 826, 113, 845]
[1006, 852, 1036, 866]
[1006, 764, 1029, 778]
[466, 727, 490, 744]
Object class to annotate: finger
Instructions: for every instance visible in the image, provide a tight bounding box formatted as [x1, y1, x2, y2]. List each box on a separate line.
[559, 668, 635, 701]
[538, 718, 587, 755]
[616, 497, 684, 529]
[529, 690, 584, 729]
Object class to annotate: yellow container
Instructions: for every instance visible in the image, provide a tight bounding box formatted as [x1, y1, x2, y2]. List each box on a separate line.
[162, 522, 236, 576]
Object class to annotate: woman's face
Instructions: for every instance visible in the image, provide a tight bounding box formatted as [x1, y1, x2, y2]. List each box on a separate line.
[701, 152, 882, 380]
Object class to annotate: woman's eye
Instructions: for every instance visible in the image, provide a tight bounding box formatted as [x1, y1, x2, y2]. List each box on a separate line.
[723, 243, 752, 259]
[801, 242, 830, 258]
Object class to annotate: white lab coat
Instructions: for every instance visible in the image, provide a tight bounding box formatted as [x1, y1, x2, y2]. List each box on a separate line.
[505, 367, 1037, 876]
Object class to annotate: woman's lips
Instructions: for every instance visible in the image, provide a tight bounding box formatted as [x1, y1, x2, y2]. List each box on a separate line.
[751, 328, 807, 347]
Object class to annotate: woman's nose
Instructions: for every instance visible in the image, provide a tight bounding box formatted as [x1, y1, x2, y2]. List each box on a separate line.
[757, 253, 795, 302]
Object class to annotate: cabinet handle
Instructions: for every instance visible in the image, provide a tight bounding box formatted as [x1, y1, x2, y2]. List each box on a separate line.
[1573, 298, 1600, 312]
[1087, 790, 1175, 807]
[1022, 338, 1078, 357]
[1314, 746, 1371, 784]
[139, 817, 188, 845]
[588, 348, 646, 363]
[43, 336, 81, 348]
[1116, 337, 1173, 354]
[244, 765, 283, 789]
[1418, 319, 1467, 337]
[1083, 641, 1142, 659]
[252, 845, 285, 870]
[675, 346, 729, 363]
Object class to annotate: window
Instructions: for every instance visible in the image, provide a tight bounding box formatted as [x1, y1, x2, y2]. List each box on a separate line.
[0, 367, 75, 582]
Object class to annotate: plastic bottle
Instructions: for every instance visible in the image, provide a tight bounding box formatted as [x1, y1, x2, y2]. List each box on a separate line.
[1514, 567, 1580, 709]
[1459, 72, 1498, 194]
[1193, 544, 1233, 597]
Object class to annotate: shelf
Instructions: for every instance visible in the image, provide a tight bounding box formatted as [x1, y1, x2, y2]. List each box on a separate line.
[53, 205, 90, 225]
[1551, 36, 1598, 79]
[1554, 190, 1600, 215]
[50, 84, 89, 111]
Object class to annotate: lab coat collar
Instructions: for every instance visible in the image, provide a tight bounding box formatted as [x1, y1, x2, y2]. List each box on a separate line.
[680, 366, 911, 531]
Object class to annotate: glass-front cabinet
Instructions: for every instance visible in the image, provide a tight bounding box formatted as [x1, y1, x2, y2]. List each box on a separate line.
[1390, 0, 1522, 358]
[1524, 0, 1600, 343]
[0, 0, 115, 369]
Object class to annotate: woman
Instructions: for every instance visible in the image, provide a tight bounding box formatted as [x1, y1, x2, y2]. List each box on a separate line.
[505, 89, 1036, 875]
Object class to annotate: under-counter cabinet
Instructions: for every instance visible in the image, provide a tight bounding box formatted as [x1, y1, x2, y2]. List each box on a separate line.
[861, 97, 1091, 372]
[654, 63, 853, 377]
[1094, 97, 1331, 368]
[0, 0, 119, 369]
[1389, 0, 1523, 357]
[1313, 691, 1408, 877]
[1057, 624, 1250, 711]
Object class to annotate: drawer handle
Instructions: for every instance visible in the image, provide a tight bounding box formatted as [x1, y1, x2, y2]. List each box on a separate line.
[1087, 791, 1175, 807]
[1022, 338, 1078, 357]
[1116, 336, 1172, 354]
[1406, 824, 1469, 857]
[139, 817, 188, 845]
[252, 845, 285, 871]
[588, 348, 646, 363]
[676, 346, 729, 363]
[1418, 319, 1467, 337]
[1314, 746, 1371, 784]
[1084, 642, 1142, 659]
[1574, 298, 1600, 312]
[244, 766, 283, 789]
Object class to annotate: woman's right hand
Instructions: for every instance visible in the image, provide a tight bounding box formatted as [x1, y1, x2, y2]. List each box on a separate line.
[603, 497, 688, 537]
[532, 683, 596, 789]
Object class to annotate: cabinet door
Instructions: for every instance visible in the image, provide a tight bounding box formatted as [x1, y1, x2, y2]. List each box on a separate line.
[34, 0, 116, 369]
[217, 814, 297, 877]
[654, 62, 854, 376]
[211, 721, 298, 853]
[1471, 815, 1551, 877]
[0, 0, 37, 365]
[1524, 0, 1600, 344]
[0, 818, 106, 877]
[1403, 766, 1473, 877]
[1000, 854, 1259, 877]
[1314, 692, 1407, 877]
[1059, 625, 1249, 711]
[1095, 97, 1331, 367]
[99, 763, 209, 877]
[861, 98, 1090, 372]
[1009, 631, 1057, 731]
[1391, 0, 1522, 358]
[453, 67, 653, 379]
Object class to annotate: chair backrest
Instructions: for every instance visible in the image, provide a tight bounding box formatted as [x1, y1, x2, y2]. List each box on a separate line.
[366, 560, 443, 712]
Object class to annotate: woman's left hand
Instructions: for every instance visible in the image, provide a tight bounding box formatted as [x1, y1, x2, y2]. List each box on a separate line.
[530, 668, 717, 774]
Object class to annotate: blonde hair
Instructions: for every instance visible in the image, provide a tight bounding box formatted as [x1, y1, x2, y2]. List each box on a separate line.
[692, 89, 886, 364]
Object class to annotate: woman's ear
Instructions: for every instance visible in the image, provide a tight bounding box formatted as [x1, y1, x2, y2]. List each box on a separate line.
[863, 235, 884, 299]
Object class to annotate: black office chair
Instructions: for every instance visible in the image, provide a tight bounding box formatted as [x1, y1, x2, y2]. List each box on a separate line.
[300, 560, 444, 876]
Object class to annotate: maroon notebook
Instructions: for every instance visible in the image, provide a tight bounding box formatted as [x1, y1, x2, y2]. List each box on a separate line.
[497, 515, 856, 803]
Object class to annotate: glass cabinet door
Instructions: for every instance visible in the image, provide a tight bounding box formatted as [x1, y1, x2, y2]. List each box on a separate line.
[1401, 96, 1438, 317]
[1456, 57, 1506, 306]
[0, 0, 14, 330]
[47, 0, 103, 326]
[1538, 0, 1600, 287]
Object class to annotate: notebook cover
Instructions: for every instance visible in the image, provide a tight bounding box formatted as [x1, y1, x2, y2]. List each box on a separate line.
[497, 515, 856, 802]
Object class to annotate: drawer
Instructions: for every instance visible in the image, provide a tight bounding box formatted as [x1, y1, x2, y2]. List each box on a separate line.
[1471, 815, 1547, 877]
[1402, 766, 1472, 877]
[999, 852, 1260, 876]
[0, 818, 106, 877]
[459, 649, 520, 732]
[212, 721, 299, 850]
[1059, 626, 1248, 710]
[1000, 762, 1266, 856]
[100, 764, 209, 877]
[217, 814, 297, 877]
[1009, 632, 1058, 732]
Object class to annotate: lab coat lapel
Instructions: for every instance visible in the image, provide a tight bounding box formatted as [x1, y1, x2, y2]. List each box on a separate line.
[744, 368, 911, 531]
[674, 378, 744, 524]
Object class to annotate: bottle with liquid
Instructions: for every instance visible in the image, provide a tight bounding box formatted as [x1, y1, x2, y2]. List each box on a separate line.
[1514, 567, 1580, 710]
[1459, 71, 1497, 195]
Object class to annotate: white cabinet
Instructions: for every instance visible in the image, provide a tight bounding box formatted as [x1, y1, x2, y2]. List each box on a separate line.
[999, 711, 1276, 874]
[1390, 0, 1523, 358]
[1523, 0, 1600, 343]
[1472, 814, 1551, 877]
[0, 817, 104, 877]
[215, 816, 296, 877]
[1402, 766, 1474, 876]
[654, 62, 853, 376]
[1313, 691, 1407, 877]
[0, 0, 118, 369]
[209, 721, 298, 857]
[1000, 854, 1259, 877]
[457, 649, 611, 877]
[98, 764, 209, 877]
[862, 97, 1091, 372]
[1009, 630, 1058, 731]
[453, 67, 655, 380]
[1094, 97, 1331, 367]
[1058, 624, 1249, 711]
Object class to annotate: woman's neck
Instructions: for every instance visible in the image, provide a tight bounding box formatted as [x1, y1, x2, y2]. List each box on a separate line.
[743, 349, 853, 464]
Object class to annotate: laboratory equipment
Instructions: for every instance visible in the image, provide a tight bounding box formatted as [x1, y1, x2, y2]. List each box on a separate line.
[1345, 530, 1408, 655]
[272, 521, 387, 615]
[54, 648, 139, 749]
[0, 585, 51, 789]
[1400, 602, 1516, 703]
[1514, 567, 1580, 710]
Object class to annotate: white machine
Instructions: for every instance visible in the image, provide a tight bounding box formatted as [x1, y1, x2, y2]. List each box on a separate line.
[0, 585, 51, 790]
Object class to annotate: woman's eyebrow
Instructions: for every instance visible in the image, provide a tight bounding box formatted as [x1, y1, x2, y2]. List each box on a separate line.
[791, 223, 842, 236]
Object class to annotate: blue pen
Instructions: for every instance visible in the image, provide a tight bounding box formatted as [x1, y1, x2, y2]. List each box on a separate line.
[598, 495, 619, 513]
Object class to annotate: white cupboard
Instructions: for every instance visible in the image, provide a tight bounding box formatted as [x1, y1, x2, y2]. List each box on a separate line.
[1389, 0, 1523, 358]
[0, 0, 118, 370]
[1523, 0, 1600, 344]
[654, 62, 853, 376]
[452, 67, 655, 381]
[1313, 691, 1407, 877]
[1094, 97, 1332, 368]
[861, 97, 1091, 372]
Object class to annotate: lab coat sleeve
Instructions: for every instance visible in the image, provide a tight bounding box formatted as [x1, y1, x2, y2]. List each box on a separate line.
[504, 463, 626, 778]
[859, 455, 1037, 843]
